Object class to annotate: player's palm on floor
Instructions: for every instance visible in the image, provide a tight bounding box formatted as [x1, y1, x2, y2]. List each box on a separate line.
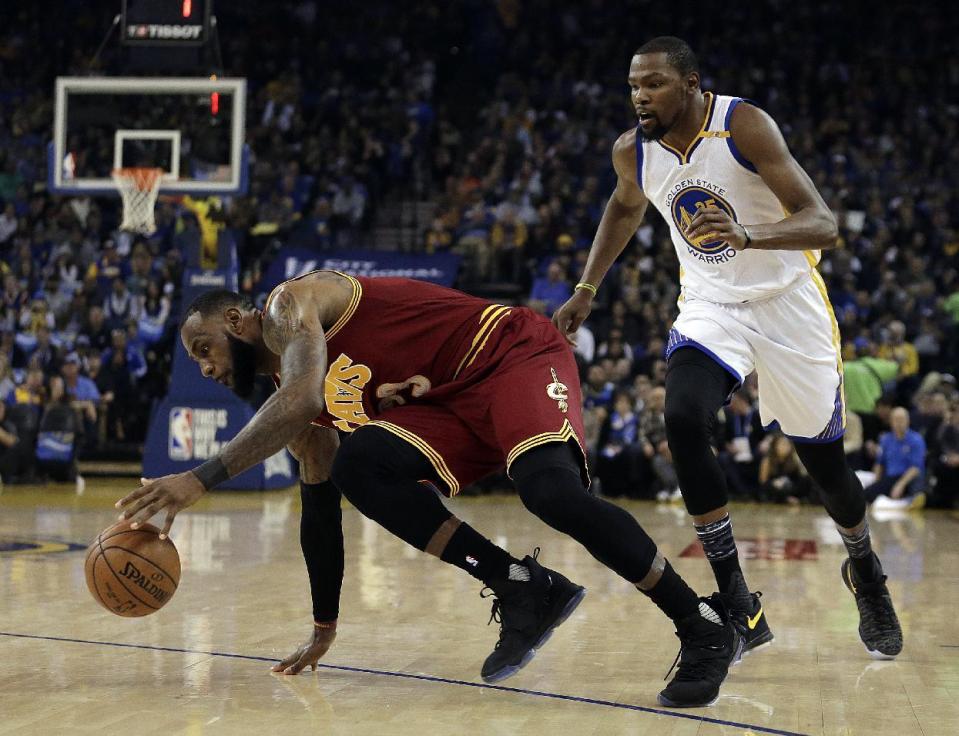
[272, 625, 337, 674]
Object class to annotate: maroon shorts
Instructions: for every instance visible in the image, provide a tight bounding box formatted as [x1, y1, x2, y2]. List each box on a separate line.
[364, 308, 588, 495]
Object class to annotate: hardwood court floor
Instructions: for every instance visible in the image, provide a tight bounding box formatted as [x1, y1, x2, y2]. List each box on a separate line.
[1, 478, 957, 736]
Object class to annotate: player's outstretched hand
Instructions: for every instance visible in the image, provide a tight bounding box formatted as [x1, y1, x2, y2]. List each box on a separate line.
[115, 472, 207, 538]
[552, 289, 594, 346]
[272, 623, 337, 675]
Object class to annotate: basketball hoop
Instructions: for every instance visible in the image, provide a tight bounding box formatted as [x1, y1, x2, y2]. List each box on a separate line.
[112, 167, 164, 234]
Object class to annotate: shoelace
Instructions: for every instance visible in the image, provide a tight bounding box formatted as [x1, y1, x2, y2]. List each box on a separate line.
[662, 634, 722, 682]
[479, 548, 544, 650]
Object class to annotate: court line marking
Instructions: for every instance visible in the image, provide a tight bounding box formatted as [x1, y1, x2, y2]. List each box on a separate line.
[0, 631, 808, 736]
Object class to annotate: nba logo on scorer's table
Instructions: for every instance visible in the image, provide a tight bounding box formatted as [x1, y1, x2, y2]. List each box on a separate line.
[168, 407, 194, 461]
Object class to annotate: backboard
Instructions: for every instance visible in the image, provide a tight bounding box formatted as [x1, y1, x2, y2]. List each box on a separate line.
[49, 76, 247, 196]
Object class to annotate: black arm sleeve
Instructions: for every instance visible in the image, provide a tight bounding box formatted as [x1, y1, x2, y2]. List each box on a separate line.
[300, 480, 344, 622]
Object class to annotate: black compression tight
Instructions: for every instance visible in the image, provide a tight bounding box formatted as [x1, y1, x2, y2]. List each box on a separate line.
[665, 346, 866, 526]
[511, 442, 659, 583]
[330, 426, 454, 549]
[794, 437, 866, 528]
[664, 347, 738, 516]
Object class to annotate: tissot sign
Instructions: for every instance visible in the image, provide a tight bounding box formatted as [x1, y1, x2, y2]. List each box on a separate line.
[125, 24, 204, 41]
[121, 0, 211, 46]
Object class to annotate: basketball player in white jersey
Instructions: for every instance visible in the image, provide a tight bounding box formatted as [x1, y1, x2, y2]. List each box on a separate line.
[553, 36, 902, 660]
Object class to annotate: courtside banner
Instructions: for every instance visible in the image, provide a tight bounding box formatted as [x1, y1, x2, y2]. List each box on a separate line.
[143, 398, 295, 490]
[259, 248, 461, 293]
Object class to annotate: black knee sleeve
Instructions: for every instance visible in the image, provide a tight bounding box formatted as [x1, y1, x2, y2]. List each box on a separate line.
[664, 348, 737, 515]
[331, 426, 452, 550]
[794, 437, 866, 527]
[512, 442, 658, 582]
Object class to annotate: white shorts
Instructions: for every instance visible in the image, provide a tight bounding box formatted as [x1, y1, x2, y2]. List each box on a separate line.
[667, 273, 845, 442]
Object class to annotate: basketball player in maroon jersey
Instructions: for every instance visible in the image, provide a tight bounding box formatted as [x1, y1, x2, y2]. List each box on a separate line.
[117, 270, 740, 707]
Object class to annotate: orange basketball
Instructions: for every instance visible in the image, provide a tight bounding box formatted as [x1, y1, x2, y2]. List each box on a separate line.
[84, 520, 181, 617]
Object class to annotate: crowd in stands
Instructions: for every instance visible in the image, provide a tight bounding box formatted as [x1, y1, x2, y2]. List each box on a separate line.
[0, 1, 955, 505]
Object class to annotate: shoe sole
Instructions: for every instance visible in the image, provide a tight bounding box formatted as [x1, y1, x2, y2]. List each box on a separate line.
[865, 646, 898, 660]
[732, 631, 775, 666]
[481, 586, 586, 684]
[657, 693, 719, 708]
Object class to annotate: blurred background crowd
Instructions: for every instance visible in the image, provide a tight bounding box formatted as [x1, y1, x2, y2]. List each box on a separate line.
[0, 1, 955, 506]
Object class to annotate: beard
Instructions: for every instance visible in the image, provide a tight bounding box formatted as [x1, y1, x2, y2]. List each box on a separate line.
[638, 120, 669, 141]
[226, 333, 258, 399]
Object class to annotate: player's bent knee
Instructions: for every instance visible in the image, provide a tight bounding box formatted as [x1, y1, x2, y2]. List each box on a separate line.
[329, 427, 392, 496]
[664, 389, 710, 442]
[511, 442, 588, 526]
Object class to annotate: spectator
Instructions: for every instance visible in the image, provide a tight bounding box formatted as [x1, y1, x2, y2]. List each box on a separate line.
[104, 277, 138, 329]
[928, 401, 959, 509]
[100, 329, 145, 441]
[527, 261, 572, 316]
[8, 365, 45, 413]
[844, 339, 901, 441]
[0, 353, 14, 401]
[864, 407, 927, 507]
[137, 279, 171, 345]
[26, 325, 61, 375]
[640, 386, 680, 502]
[0, 400, 23, 481]
[596, 390, 643, 497]
[758, 435, 810, 505]
[717, 390, 764, 498]
[80, 305, 112, 354]
[60, 351, 100, 455]
[582, 364, 615, 411]
[35, 375, 80, 483]
[877, 320, 920, 402]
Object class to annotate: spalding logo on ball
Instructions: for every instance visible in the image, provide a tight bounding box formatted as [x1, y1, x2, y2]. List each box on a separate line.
[85, 520, 181, 617]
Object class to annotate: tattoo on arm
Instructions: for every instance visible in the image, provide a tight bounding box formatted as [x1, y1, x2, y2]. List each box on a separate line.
[262, 289, 301, 355]
[219, 286, 329, 479]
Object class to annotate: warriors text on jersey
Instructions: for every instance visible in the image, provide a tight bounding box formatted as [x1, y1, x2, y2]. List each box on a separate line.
[637, 92, 819, 303]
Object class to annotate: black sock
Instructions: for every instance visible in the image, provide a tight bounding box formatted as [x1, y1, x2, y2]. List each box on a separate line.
[694, 514, 743, 594]
[640, 560, 700, 622]
[439, 522, 517, 584]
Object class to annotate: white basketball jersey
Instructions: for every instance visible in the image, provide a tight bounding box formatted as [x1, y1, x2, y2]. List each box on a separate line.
[638, 92, 819, 303]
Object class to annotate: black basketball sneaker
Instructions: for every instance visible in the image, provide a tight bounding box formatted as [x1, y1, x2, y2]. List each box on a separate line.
[841, 556, 903, 659]
[480, 550, 586, 683]
[730, 591, 775, 661]
[658, 593, 744, 708]
[724, 572, 774, 661]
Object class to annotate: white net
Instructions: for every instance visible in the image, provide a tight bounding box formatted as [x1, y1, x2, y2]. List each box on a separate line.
[111, 167, 164, 234]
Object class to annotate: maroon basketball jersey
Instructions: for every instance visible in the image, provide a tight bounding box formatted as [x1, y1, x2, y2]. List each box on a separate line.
[268, 271, 512, 432]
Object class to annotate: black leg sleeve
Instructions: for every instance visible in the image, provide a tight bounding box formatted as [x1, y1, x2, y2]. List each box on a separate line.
[794, 437, 866, 528]
[301, 480, 344, 623]
[511, 442, 659, 583]
[664, 347, 738, 516]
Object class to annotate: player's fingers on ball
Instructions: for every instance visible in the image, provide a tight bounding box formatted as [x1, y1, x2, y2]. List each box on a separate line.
[159, 511, 177, 539]
[115, 485, 150, 509]
[129, 501, 162, 527]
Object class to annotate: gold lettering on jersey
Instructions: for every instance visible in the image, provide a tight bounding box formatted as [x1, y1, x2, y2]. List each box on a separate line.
[324, 353, 372, 431]
[546, 367, 569, 414]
